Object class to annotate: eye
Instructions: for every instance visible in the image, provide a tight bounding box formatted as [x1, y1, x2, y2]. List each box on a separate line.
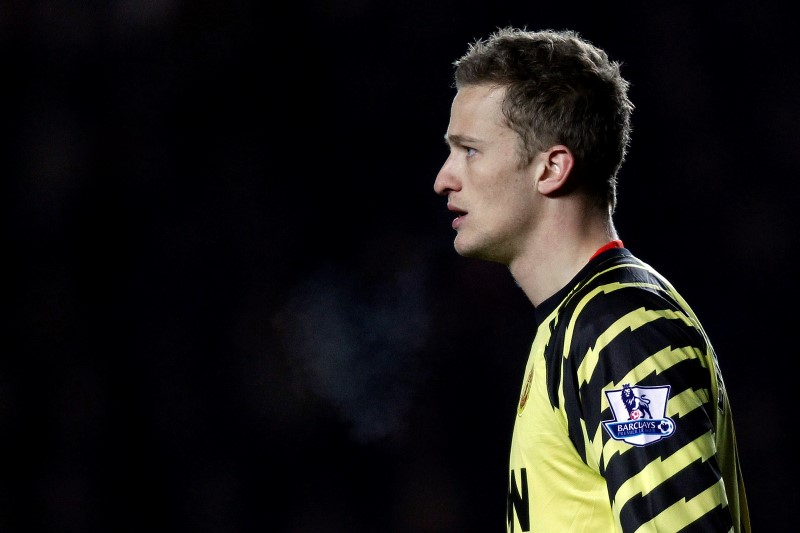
[465, 147, 478, 157]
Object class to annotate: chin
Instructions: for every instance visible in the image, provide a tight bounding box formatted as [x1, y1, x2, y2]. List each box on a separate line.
[454, 237, 481, 259]
[455, 237, 508, 264]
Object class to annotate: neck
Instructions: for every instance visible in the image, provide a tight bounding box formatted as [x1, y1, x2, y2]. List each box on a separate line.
[509, 208, 618, 307]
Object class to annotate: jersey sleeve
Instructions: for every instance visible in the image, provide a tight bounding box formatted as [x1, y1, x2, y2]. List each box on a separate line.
[557, 283, 737, 532]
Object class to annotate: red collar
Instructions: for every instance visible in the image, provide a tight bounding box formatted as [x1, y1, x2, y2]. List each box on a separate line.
[589, 239, 624, 261]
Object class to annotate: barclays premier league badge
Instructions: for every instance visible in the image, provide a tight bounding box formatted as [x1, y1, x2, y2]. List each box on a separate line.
[602, 384, 675, 446]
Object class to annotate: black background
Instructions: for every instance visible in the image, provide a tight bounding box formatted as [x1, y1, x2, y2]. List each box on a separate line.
[6, 1, 797, 531]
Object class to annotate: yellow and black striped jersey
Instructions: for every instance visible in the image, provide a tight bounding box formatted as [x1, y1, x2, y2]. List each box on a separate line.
[507, 247, 750, 532]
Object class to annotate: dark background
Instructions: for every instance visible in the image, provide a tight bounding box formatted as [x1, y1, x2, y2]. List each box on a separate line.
[6, 1, 796, 531]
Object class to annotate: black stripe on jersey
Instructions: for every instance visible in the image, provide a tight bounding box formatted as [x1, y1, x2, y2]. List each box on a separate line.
[622, 356, 712, 401]
[569, 284, 708, 379]
[617, 456, 731, 532]
[571, 255, 681, 308]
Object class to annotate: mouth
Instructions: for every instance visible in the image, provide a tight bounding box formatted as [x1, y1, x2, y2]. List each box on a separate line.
[447, 204, 467, 230]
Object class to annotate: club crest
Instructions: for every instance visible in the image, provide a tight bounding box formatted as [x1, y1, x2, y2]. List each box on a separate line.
[602, 384, 675, 446]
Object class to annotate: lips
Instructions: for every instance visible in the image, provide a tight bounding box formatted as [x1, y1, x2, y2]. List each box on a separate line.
[447, 204, 467, 230]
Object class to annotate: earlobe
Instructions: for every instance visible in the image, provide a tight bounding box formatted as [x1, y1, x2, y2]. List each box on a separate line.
[537, 145, 574, 196]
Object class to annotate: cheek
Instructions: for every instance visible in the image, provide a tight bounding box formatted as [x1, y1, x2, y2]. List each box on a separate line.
[474, 164, 533, 217]
[480, 189, 529, 235]
[502, 185, 539, 230]
[494, 173, 534, 209]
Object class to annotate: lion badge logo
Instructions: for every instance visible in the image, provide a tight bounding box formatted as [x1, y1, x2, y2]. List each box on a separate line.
[602, 383, 675, 446]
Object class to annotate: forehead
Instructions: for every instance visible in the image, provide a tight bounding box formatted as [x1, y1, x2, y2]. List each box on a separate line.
[448, 84, 510, 138]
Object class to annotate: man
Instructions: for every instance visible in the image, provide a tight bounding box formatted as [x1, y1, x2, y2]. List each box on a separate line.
[434, 27, 750, 532]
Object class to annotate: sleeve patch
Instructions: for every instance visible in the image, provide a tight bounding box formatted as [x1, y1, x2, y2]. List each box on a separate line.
[602, 384, 676, 446]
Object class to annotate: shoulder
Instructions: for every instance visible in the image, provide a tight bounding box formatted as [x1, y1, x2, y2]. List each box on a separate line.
[552, 250, 706, 362]
[560, 251, 674, 324]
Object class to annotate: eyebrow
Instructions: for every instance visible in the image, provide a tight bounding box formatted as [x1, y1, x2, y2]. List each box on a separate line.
[443, 133, 480, 146]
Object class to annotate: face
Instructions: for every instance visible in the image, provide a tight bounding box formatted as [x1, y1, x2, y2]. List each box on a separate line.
[434, 84, 544, 264]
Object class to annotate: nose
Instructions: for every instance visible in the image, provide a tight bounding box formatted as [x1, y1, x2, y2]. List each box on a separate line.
[433, 156, 460, 197]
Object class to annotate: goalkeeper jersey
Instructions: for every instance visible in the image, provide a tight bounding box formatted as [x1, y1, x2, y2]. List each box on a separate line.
[507, 247, 750, 532]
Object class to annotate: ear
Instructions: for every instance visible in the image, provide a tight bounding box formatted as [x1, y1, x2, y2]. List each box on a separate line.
[536, 145, 574, 196]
